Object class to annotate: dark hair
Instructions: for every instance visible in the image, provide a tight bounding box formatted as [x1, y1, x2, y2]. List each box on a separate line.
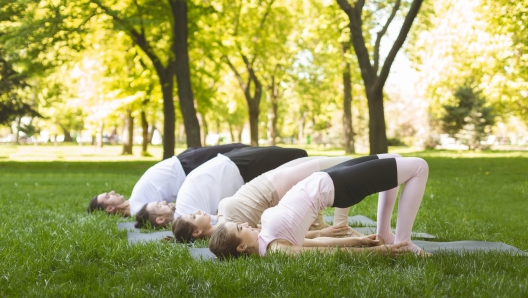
[208, 223, 244, 260]
[87, 195, 104, 213]
[172, 217, 197, 243]
[135, 203, 166, 229]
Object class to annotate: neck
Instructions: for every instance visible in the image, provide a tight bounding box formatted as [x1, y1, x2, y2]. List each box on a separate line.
[116, 201, 131, 217]
[247, 234, 260, 255]
[204, 225, 216, 237]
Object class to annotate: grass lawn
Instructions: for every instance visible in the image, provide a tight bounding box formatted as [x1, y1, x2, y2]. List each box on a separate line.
[1, 144, 527, 296]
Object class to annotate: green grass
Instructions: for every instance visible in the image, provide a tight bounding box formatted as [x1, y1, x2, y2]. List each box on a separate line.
[1, 145, 527, 297]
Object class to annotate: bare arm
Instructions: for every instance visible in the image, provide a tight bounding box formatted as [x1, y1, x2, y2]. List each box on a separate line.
[268, 239, 409, 256]
[216, 215, 225, 225]
[305, 224, 352, 238]
[302, 234, 378, 247]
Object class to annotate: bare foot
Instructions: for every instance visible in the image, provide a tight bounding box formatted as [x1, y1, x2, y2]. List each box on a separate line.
[347, 227, 364, 237]
[375, 234, 386, 245]
[399, 242, 433, 257]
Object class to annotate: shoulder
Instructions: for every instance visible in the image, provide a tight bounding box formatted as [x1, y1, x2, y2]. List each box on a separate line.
[268, 239, 296, 253]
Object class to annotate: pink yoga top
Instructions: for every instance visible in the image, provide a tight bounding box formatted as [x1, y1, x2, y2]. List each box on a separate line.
[257, 172, 335, 256]
[264, 159, 321, 199]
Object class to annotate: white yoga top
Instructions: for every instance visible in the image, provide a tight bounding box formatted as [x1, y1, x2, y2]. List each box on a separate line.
[129, 156, 186, 215]
[257, 172, 335, 256]
[175, 154, 244, 223]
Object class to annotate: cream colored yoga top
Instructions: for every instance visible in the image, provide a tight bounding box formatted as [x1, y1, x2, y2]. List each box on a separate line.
[218, 175, 278, 228]
[218, 160, 321, 227]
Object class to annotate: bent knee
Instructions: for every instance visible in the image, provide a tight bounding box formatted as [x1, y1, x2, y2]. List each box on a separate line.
[411, 157, 429, 175]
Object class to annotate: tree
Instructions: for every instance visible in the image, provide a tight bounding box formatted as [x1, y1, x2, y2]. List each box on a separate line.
[442, 84, 496, 149]
[214, 0, 302, 146]
[336, 0, 424, 154]
[0, 53, 35, 125]
[481, 0, 528, 124]
[90, 0, 202, 158]
[219, 0, 275, 146]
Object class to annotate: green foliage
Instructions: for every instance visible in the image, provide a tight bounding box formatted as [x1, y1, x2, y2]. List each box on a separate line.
[0, 48, 37, 125]
[442, 84, 496, 149]
[1, 150, 528, 296]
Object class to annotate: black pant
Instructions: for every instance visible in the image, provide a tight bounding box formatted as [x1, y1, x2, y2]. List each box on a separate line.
[321, 155, 398, 208]
[177, 143, 249, 175]
[224, 146, 308, 182]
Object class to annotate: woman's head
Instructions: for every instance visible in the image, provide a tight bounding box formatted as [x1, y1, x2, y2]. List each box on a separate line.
[134, 201, 175, 229]
[87, 191, 126, 214]
[172, 210, 212, 242]
[209, 222, 259, 260]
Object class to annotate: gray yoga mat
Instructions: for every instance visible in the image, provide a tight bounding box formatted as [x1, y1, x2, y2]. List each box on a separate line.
[127, 231, 217, 260]
[126, 231, 527, 257]
[414, 240, 528, 256]
[351, 226, 436, 240]
[189, 248, 217, 261]
[127, 231, 172, 244]
[118, 221, 140, 232]
[324, 215, 377, 226]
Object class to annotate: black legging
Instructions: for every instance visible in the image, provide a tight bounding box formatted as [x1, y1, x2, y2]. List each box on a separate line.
[224, 146, 308, 182]
[177, 143, 249, 175]
[321, 155, 397, 208]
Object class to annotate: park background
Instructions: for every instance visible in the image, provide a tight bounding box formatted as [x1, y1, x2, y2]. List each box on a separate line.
[1, 0, 528, 296]
[1, 0, 527, 156]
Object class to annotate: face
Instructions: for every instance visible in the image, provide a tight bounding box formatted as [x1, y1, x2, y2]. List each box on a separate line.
[225, 222, 259, 248]
[182, 210, 211, 231]
[146, 201, 176, 220]
[97, 191, 126, 207]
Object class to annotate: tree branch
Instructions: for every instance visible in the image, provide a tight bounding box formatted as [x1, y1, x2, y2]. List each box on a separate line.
[223, 55, 245, 89]
[90, 0, 166, 76]
[374, 0, 423, 92]
[336, 0, 375, 87]
[335, 0, 352, 12]
[132, 0, 146, 38]
[233, 0, 243, 37]
[373, 0, 401, 74]
[250, 0, 275, 65]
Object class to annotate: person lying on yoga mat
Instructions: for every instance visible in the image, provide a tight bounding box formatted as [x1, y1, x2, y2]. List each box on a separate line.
[172, 156, 365, 242]
[134, 146, 308, 228]
[209, 154, 431, 258]
[87, 143, 249, 217]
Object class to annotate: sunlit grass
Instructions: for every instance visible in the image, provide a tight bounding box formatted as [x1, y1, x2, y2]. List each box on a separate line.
[0, 146, 527, 296]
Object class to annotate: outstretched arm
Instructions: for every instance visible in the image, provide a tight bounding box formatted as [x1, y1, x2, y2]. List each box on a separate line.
[305, 224, 351, 238]
[302, 234, 378, 247]
[268, 239, 408, 256]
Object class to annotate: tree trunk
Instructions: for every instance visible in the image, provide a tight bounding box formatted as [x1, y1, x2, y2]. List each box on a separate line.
[342, 42, 355, 154]
[298, 111, 305, 144]
[62, 127, 73, 142]
[201, 114, 208, 146]
[246, 79, 262, 146]
[228, 123, 235, 143]
[122, 109, 134, 155]
[337, 0, 423, 154]
[171, 0, 202, 148]
[248, 108, 259, 146]
[238, 124, 244, 143]
[267, 102, 277, 146]
[267, 74, 279, 146]
[367, 89, 388, 154]
[141, 110, 149, 154]
[160, 73, 175, 159]
[149, 125, 155, 144]
[15, 116, 21, 144]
